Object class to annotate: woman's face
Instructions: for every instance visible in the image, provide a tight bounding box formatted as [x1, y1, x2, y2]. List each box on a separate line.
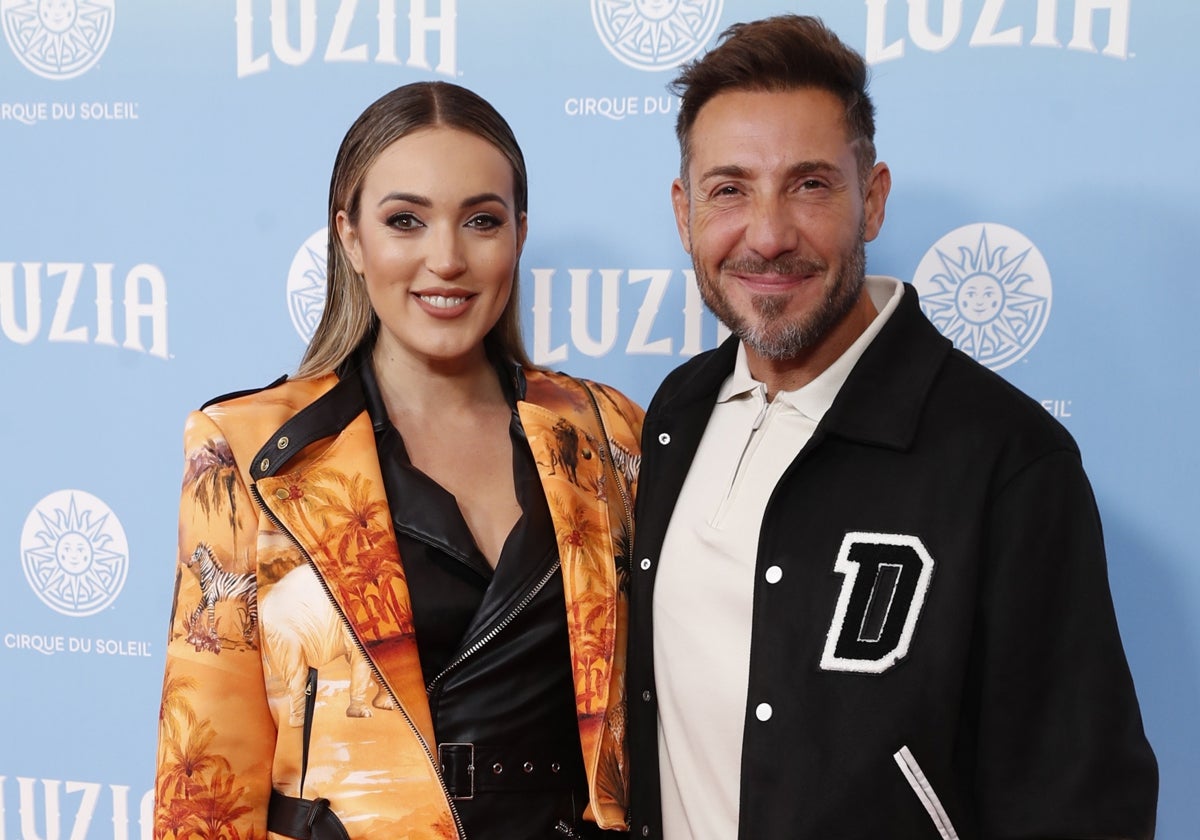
[337, 126, 526, 372]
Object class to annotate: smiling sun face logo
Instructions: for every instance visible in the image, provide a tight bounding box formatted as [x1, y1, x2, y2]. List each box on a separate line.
[912, 223, 1053, 370]
[591, 0, 723, 71]
[1, 0, 115, 80]
[21, 490, 129, 617]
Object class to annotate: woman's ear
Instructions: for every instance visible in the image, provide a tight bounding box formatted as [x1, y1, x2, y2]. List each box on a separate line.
[336, 209, 364, 273]
[516, 212, 529, 256]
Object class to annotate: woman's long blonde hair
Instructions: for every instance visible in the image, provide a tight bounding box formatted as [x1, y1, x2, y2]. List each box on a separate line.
[297, 82, 533, 378]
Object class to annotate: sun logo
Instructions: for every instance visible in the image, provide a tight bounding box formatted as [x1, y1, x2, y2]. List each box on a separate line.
[912, 223, 1053, 371]
[1, 0, 115, 80]
[591, 0, 723, 71]
[286, 228, 327, 344]
[20, 490, 129, 617]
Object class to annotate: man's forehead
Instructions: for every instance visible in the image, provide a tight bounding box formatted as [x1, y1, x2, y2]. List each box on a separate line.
[687, 88, 856, 170]
[692, 86, 849, 131]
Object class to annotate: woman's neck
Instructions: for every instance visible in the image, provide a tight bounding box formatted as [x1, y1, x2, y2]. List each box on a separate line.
[370, 340, 508, 421]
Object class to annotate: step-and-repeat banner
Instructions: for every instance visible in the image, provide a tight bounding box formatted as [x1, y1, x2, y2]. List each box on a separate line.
[3, 2, 1197, 837]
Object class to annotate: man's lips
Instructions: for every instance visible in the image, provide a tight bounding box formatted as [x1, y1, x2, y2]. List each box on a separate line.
[731, 271, 821, 292]
[722, 257, 828, 292]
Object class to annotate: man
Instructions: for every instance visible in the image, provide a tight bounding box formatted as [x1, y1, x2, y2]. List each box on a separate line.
[627, 14, 1157, 840]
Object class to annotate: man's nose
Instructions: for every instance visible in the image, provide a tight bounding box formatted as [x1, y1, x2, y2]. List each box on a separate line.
[743, 196, 800, 261]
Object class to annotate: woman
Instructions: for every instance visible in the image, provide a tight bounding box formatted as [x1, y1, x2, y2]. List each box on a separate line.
[154, 82, 641, 840]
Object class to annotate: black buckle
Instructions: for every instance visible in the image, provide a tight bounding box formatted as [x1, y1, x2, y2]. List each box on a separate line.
[305, 798, 332, 830]
[438, 742, 475, 801]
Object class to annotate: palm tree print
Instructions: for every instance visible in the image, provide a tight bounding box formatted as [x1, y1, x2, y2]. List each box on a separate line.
[301, 470, 413, 634]
[182, 438, 243, 557]
[156, 665, 254, 840]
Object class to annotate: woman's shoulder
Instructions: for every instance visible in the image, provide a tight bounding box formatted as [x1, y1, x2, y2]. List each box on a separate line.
[201, 372, 336, 418]
[184, 373, 340, 460]
[523, 368, 644, 438]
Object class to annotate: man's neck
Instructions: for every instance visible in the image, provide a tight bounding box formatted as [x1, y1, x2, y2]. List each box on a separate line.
[746, 291, 879, 399]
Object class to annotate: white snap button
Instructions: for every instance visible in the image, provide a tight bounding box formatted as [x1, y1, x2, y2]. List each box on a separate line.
[640, 558, 651, 570]
[765, 565, 782, 584]
[755, 703, 773, 721]
[658, 433, 670, 445]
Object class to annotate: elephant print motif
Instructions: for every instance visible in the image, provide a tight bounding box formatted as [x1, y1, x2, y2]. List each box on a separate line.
[260, 564, 396, 727]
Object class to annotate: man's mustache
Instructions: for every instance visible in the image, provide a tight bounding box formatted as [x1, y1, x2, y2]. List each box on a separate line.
[719, 255, 828, 276]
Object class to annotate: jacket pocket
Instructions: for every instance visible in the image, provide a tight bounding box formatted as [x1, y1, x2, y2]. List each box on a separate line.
[893, 745, 960, 840]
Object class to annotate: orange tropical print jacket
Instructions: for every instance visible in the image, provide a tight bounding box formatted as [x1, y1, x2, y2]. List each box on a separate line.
[154, 368, 643, 839]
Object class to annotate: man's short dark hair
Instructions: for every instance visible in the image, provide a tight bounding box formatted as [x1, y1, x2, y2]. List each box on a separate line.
[670, 15, 877, 184]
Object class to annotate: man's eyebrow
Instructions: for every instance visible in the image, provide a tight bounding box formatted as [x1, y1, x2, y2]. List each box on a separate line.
[696, 160, 843, 183]
[786, 160, 841, 178]
[696, 164, 750, 183]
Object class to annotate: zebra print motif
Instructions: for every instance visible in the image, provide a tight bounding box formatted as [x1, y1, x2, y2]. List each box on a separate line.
[608, 436, 641, 486]
[184, 542, 258, 643]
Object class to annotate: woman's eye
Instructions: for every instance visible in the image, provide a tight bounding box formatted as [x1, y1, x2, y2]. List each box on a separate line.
[466, 213, 502, 230]
[387, 212, 422, 230]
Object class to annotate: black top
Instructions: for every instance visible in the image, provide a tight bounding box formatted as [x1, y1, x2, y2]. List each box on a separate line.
[358, 354, 614, 840]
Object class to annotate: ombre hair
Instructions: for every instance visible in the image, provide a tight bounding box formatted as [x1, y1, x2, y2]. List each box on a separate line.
[297, 81, 533, 378]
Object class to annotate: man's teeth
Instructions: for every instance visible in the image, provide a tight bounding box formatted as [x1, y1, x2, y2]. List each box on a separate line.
[420, 294, 467, 308]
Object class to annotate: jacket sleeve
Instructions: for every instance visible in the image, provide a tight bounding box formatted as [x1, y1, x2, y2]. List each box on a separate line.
[973, 448, 1158, 838]
[153, 409, 276, 840]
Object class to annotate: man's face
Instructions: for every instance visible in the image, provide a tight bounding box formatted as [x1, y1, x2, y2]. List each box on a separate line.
[672, 87, 889, 363]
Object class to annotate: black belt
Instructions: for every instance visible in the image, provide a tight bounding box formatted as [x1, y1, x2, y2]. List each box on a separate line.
[267, 789, 350, 840]
[438, 742, 577, 800]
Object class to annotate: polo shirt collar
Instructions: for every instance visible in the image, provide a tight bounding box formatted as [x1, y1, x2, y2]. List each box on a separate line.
[715, 276, 905, 425]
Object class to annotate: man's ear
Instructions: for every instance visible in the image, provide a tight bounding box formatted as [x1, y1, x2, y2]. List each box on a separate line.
[863, 162, 891, 243]
[671, 178, 692, 254]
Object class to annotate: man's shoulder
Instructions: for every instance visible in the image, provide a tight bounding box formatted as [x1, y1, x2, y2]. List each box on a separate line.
[934, 348, 1079, 454]
[646, 338, 738, 417]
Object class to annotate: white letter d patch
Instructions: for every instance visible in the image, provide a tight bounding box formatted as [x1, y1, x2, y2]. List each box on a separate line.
[820, 532, 934, 674]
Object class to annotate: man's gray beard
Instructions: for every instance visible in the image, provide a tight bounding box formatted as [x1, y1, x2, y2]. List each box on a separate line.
[696, 234, 867, 362]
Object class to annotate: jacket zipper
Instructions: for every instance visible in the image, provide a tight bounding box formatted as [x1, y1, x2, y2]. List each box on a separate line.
[250, 484, 468, 839]
[425, 558, 562, 694]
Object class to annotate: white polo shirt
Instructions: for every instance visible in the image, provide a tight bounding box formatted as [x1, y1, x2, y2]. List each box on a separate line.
[654, 277, 904, 840]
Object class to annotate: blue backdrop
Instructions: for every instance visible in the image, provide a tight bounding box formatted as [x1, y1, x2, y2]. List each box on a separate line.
[2, 1, 1197, 837]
